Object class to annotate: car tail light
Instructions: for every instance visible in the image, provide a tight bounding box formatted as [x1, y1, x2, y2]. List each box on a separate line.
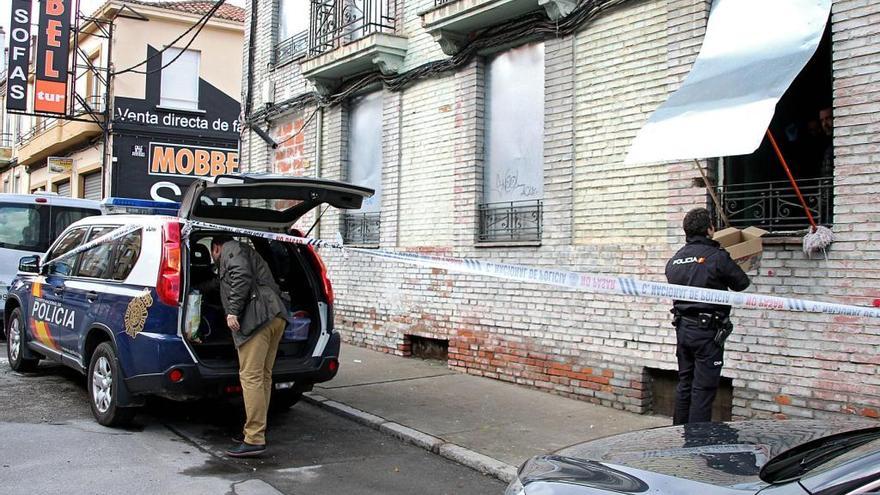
[224, 385, 242, 394]
[157, 221, 181, 306]
[328, 358, 339, 373]
[35, 197, 48, 203]
[168, 369, 184, 383]
[305, 246, 334, 305]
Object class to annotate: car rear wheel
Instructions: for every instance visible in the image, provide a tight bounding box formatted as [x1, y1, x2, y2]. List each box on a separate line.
[6, 308, 39, 372]
[88, 343, 137, 427]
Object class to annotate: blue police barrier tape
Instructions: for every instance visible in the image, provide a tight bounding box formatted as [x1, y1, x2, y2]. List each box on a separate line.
[183, 220, 880, 320]
[42, 224, 142, 268]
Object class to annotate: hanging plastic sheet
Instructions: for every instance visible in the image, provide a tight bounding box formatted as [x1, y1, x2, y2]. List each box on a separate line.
[625, 0, 832, 164]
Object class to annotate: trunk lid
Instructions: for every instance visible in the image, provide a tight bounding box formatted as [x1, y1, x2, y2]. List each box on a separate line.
[179, 174, 374, 231]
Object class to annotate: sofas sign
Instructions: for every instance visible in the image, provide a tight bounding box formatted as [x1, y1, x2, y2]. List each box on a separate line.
[6, 0, 33, 111]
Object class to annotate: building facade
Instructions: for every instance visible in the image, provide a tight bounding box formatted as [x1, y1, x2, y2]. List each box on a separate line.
[240, 0, 880, 421]
[7, 0, 244, 201]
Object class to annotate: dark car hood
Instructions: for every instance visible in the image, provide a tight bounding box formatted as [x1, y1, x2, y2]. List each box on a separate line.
[544, 420, 878, 490]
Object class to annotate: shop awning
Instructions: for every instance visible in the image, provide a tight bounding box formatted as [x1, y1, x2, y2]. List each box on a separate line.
[625, 0, 832, 165]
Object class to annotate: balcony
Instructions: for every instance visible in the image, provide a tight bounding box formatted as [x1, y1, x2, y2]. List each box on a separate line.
[16, 118, 103, 166]
[73, 95, 107, 116]
[342, 212, 381, 245]
[0, 133, 13, 164]
[301, 0, 406, 94]
[713, 178, 834, 234]
[419, 0, 574, 55]
[478, 199, 542, 244]
[274, 31, 309, 66]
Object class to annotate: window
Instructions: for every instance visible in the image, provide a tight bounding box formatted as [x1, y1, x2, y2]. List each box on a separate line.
[160, 48, 200, 111]
[51, 206, 100, 240]
[275, 0, 308, 64]
[74, 227, 142, 281]
[480, 42, 545, 243]
[715, 23, 833, 234]
[77, 227, 115, 279]
[109, 230, 142, 281]
[12, 174, 21, 194]
[343, 91, 383, 245]
[0, 204, 42, 251]
[46, 228, 87, 276]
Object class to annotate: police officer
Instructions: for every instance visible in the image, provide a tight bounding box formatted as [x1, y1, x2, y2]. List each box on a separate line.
[666, 208, 750, 425]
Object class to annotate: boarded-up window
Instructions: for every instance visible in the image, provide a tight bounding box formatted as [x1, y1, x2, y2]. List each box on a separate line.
[484, 42, 545, 204]
[347, 91, 383, 213]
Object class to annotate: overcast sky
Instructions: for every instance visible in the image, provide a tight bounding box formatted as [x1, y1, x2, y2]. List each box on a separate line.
[0, 0, 245, 40]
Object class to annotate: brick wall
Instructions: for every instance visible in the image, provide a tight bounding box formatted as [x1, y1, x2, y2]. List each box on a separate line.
[241, 0, 880, 420]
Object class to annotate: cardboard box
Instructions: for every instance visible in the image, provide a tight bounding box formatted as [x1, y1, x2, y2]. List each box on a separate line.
[713, 226, 768, 272]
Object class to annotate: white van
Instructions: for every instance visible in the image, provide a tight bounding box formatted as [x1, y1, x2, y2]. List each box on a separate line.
[0, 193, 102, 324]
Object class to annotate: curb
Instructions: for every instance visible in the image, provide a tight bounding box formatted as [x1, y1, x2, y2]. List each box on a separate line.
[303, 392, 518, 483]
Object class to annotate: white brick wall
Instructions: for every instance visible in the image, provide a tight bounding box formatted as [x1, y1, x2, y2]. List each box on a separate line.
[239, 0, 880, 420]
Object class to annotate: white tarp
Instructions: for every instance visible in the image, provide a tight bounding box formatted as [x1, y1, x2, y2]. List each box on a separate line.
[625, 0, 832, 165]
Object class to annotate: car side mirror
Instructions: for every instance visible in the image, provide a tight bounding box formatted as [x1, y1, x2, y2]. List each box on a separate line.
[18, 255, 40, 274]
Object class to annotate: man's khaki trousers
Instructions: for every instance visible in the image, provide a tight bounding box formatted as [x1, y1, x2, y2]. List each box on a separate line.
[237, 316, 286, 445]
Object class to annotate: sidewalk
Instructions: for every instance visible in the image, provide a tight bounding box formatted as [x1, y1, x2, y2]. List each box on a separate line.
[305, 343, 668, 482]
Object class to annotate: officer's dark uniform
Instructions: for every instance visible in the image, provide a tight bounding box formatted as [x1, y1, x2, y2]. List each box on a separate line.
[665, 234, 750, 425]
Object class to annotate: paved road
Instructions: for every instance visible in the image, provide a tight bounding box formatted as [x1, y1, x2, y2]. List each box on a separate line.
[0, 346, 505, 495]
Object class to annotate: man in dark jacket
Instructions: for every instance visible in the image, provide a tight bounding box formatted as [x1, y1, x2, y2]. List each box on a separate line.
[211, 236, 287, 457]
[665, 208, 750, 425]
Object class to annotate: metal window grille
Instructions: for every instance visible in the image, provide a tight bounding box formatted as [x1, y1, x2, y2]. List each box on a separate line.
[713, 177, 834, 233]
[274, 31, 309, 65]
[309, 0, 397, 57]
[478, 200, 542, 243]
[342, 212, 381, 245]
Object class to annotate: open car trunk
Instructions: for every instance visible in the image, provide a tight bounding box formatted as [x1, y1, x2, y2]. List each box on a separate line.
[182, 230, 324, 368]
[176, 174, 374, 370]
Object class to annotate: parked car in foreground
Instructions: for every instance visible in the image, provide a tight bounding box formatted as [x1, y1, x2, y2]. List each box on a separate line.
[5, 175, 373, 426]
[506, 419, 880, 495]
[0, 193, 101, 328]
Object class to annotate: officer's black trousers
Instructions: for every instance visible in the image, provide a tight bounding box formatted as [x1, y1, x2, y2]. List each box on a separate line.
[673, 322, 724, 425]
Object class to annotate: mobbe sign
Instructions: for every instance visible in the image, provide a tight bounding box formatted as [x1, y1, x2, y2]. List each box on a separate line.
[6, 0, 33, 111]
[34, 0, 73, 114]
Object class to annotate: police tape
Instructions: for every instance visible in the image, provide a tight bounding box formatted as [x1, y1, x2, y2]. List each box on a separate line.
[183, 220, 880, 320]
[42, 224, 142, 268]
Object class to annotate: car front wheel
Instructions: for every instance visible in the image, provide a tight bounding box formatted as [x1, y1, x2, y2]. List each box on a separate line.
[6, 308, 39, 372]
[88, 342, 137, 427]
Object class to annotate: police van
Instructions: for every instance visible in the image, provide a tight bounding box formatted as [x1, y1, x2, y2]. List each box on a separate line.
[0, 193, 101, 326]
[4, 175, 373, 426]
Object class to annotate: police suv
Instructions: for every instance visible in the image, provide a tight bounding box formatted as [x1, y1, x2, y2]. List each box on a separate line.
[4, 175, 373, 426]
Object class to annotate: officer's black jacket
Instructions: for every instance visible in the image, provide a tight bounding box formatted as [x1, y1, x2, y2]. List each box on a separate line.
[665, 235, 751, 317]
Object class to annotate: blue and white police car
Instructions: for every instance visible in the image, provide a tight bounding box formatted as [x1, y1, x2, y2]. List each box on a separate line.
[4, 175, 374, 426]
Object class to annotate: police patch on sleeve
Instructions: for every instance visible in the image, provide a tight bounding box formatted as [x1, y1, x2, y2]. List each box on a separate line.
[124, 290, 154, 339]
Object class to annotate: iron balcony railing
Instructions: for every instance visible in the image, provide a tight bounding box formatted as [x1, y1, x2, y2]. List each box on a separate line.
[0, 132, 14, 148]
[274, 31, 309, 65]
[434, 0, 455, 6]
[74, 95, 106, 115]
[714, 177, 834, 233]
[343, 212, 381, 245]
[309, 0, 397, 57]
[478, 199, 542, 243]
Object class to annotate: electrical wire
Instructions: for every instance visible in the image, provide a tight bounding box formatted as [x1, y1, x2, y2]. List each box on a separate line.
[112, 0, 227, 76]
[250, 0, 632, 141]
